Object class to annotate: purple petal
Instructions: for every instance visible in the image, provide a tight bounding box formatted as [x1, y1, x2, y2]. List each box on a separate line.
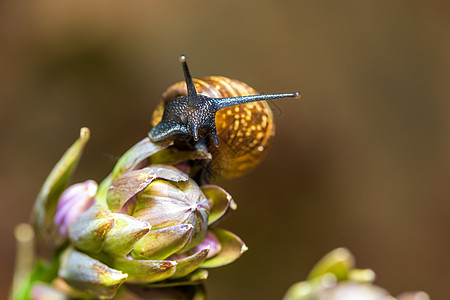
[179, 230, 221, 260]
[54, 180, 97, 238]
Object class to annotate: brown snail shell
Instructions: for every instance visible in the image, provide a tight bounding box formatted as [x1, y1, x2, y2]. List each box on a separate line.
[151, 76, 275, 180]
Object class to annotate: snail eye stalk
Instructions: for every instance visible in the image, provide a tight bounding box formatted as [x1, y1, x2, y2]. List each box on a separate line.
[149, 55, 300, 147]
[179, 55, 199, 104]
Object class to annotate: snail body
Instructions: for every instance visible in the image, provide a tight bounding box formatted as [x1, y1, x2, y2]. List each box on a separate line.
[152, 76, 275, 179]
[149, 56, 299, 181]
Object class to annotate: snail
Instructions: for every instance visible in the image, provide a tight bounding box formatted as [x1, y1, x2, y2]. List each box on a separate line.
[149, 55, 299, 181]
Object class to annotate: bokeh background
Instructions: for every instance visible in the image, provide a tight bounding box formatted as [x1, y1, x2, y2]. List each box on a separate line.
[1, 1, 450, 299]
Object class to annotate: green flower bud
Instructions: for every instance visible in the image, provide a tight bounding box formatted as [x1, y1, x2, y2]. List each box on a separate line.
[132, 177, 211, 251]
[307, 248, 355, 282]
[315, 282, 392, 300]
[396, 291, 430, 300]
[284, 248, 429, 300]
[46, 136, 247, 299]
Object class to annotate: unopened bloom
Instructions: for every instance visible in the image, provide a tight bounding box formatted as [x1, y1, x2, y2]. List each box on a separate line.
[283, 248, 429, 300]
[54, 180, 97, 238]
[31, 130, 246, 299]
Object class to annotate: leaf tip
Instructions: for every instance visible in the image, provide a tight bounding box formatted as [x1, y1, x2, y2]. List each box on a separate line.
[80, 127, 91, 141]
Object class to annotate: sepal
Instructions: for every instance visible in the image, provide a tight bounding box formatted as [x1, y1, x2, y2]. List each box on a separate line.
[131, 224, 193, 260]
[112, 257, 177, 283]
[32, 128, 90, 252]
[201, 185, 236, 225]
[307, 248, 354, 281]
[68, 204, 114, 253]
[102, 214, 151, 257]
[58, 248, 127, 299]
[201, 229, 247, 268]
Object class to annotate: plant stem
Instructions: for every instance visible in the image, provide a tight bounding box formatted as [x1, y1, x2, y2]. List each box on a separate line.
[9, 223, 35, 300]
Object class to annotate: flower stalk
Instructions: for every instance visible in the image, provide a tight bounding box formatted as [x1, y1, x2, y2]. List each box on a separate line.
[10, 224, 35, 300]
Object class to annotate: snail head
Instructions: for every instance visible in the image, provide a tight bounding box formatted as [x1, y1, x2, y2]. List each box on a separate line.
[149, 55, 300, 147]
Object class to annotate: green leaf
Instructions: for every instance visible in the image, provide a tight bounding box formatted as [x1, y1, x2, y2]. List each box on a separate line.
[32, 128, 90, 250]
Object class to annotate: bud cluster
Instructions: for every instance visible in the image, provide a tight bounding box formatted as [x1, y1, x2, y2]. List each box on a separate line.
[27, 128, 246, 299]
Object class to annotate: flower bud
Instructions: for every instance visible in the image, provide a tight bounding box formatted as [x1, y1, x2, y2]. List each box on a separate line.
[31, 134, 247, 299]
[54, 180, 97, 238]
[284, 248, 428, 300]
[316, 282, 392, 300]
[133, 178, 211, 252]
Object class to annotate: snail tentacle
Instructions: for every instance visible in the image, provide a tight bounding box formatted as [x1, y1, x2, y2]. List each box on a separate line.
[149, 55, 299, 148]
[213, 93, 299, 111]
[179, 55, 199, 104]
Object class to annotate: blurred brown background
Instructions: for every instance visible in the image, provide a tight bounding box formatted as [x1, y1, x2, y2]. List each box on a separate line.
[1, 0, 449, 299]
